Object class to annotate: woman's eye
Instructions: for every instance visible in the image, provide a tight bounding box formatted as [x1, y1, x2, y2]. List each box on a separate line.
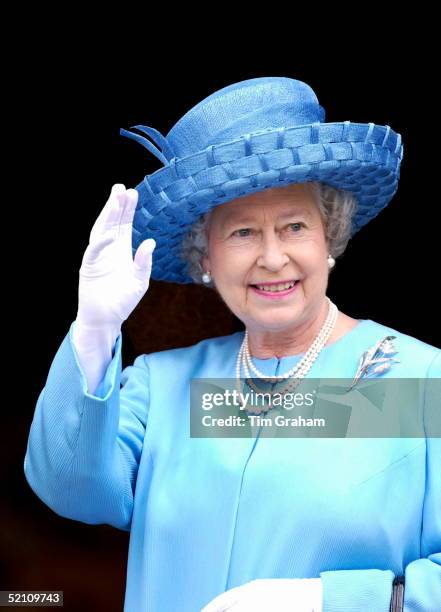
[231, 224, 304, 238]
[288, 222, 304, 232]
[232, 228, 252, 237]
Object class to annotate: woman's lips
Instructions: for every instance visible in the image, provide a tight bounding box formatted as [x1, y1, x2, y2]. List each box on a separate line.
[250, 281, 299, 299]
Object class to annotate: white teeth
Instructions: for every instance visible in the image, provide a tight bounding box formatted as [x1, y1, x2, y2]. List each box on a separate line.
[255, 281, 296, 292]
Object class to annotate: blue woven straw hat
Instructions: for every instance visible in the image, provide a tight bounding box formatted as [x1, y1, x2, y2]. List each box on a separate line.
[120, 76, 403, 284]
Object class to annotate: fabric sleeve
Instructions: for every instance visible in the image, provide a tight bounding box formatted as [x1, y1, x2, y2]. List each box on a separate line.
[319, 350, 441, 612]
[401, 350, 441, 611]
[23, 320, 151, 531]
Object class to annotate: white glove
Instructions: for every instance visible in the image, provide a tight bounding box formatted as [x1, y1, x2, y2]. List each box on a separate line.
[72, 183, 155, 394]
[200, 578, 323, 612]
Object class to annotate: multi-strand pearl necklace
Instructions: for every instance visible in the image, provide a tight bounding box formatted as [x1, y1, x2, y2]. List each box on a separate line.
[235, 298, 338, 414]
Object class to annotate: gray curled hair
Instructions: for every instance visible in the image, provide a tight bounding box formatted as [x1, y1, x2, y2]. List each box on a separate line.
[180, 181, 357, 287]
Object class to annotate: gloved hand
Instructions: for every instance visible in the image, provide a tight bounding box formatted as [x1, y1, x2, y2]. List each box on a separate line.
[75, 183, 155, 332]
[72, 183, 155, 394]
[200, 578, 323, 612]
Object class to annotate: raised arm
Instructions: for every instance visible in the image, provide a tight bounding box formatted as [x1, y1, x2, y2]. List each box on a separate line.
[24, 184, 156, 530]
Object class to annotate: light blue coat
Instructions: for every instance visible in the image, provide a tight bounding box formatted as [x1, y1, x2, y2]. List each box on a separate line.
[24, 318, 441, 611]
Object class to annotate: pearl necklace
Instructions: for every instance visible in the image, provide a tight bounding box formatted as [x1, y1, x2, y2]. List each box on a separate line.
[235, 298, 338, 414]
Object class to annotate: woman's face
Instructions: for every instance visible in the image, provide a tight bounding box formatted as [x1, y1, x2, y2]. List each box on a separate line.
[202, 182, 330, 333]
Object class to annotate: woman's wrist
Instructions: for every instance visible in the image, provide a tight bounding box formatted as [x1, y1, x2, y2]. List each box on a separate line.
[72, 320, 121, 395]
[72, 320, 121, 350]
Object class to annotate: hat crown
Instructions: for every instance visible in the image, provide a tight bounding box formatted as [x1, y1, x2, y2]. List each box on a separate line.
[166, 76, 325, 159]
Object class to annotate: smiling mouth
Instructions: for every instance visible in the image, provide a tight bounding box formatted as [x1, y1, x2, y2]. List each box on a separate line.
[250, 280, 299, 293]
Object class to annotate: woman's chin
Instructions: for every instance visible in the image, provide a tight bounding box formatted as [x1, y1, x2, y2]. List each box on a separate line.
[248, 312, 304, 331]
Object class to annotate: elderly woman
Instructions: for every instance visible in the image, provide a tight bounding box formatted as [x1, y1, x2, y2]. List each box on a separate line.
[24, 77, 440, 612]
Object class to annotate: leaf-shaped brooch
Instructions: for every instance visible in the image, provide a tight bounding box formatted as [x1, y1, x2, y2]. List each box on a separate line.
[347, 335, 401, 392]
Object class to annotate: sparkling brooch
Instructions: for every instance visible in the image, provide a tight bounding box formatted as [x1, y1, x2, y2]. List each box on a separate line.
[347, 335, 401, 391]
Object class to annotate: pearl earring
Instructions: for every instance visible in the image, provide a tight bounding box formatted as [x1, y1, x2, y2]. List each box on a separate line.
[202, 270, 212, 283]
[327, 255, 336, 269]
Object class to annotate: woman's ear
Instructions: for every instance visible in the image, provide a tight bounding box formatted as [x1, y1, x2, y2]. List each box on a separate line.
[202, 255, 210, 270]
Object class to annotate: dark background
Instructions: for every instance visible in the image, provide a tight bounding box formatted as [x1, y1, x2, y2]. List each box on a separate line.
[3, 37, 439, 612]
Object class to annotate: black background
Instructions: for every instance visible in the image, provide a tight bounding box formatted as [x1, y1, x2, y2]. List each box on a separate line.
[3, 36, 440, 612]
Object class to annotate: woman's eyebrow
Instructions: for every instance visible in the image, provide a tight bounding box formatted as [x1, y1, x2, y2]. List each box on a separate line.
[278, 208, 313, 220]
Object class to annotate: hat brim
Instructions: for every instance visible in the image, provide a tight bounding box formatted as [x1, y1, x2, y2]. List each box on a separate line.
[131, 121, 403, 284]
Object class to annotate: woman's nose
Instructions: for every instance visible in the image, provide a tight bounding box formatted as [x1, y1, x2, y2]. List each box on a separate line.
[256, 232, 290, 271]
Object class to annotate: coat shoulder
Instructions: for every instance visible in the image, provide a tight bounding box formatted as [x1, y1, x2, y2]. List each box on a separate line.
[365, 319, 440, 375]
[143, 331, 243, 367]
